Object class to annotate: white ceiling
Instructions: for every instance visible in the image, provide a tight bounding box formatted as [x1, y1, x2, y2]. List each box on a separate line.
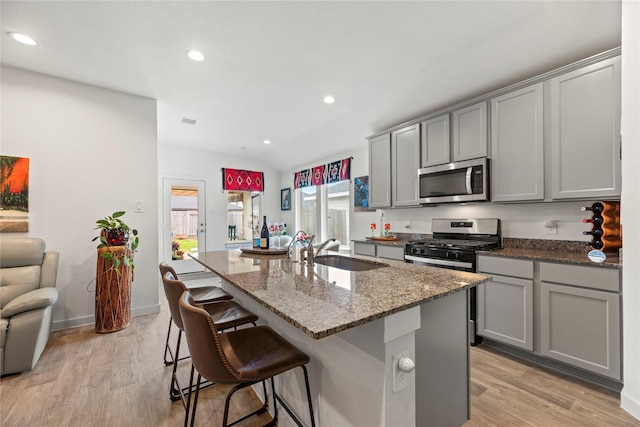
[1, 1, 621, 172]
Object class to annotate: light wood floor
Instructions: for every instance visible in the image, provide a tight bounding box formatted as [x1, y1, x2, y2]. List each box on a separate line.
[1, 282, 639, 427]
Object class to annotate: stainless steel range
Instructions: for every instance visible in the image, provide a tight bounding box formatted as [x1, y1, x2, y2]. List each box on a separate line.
[405, 218, 501, 345]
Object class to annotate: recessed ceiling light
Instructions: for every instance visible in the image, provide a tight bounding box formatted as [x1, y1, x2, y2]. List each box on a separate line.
[186, 50, 205, 62]
[8, 32, 37, 46]
[324, 95, 335, 104]
[263, 140, 271, 145]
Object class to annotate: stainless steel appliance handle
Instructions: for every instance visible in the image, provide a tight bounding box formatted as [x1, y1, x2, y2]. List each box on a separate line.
[405, 255, 473, 270]
[465, 167, 473, 194]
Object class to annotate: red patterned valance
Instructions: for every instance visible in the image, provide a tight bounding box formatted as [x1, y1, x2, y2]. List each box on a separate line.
[222, 168, 264, 192]
[293, 157, 351, 189]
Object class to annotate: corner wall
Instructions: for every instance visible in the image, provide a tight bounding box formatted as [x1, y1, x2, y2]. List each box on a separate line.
[1, 66, 159, 330]
[620, 0, 640, 420]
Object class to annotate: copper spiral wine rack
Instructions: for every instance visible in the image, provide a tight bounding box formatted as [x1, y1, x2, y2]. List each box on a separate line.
[582, 201, 621, 253]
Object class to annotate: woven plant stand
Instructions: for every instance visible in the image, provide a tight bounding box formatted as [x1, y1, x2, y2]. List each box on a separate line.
[95, 246, 132, 333]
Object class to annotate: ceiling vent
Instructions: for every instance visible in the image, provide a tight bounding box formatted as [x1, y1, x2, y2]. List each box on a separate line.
[181, 117, 197, 125]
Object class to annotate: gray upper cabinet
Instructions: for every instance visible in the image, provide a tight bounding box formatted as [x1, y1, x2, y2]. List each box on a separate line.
[490, 83, 544, 202]
[420, 114, 450, 167]
[391, 124, 421, 207]
[368, 133, 392, 208]
[550, 56, 621, 200]
[452, 101, 488, 162]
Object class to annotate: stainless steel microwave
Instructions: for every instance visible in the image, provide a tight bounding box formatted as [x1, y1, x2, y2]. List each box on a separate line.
[417, 158, 489, 204]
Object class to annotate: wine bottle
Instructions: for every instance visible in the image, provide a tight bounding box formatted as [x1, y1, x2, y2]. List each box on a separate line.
[590, 239, 604, 250]
[260, 216, 269, 249]
[583, 229, 603, 237]
[582, 217, 603, 225]
[581, 202, 604, 214]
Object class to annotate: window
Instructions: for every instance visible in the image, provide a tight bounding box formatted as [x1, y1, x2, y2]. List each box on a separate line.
[296, 182, 350, 248]
[227, 191, 261, 241]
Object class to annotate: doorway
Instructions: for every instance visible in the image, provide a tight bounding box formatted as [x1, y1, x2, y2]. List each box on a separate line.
[162, 178, 206, 274]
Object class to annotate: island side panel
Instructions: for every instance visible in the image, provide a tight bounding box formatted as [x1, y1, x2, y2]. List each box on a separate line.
[220, 278, 388, 427]
[416, 289, 470, 427]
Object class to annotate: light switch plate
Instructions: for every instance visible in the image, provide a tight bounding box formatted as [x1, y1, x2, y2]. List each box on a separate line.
[134, 200, 144, 213]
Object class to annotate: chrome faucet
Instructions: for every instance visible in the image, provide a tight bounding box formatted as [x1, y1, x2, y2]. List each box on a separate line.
[305, 237, 337, 266]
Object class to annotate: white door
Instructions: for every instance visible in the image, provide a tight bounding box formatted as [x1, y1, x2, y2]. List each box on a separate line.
[162, 178, 206, 274]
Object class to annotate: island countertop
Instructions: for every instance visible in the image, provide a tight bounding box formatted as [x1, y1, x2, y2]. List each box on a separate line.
[190, 250, 491, 339]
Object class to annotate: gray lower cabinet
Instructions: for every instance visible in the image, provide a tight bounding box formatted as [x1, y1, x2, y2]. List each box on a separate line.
[352, 241, 376, 257]
[376, 244, 405, 261]
[539, 262, 621, 380]
[477, 257, 534, 350]
[353, 241, 404, 261]
[478, 255, 622, 381]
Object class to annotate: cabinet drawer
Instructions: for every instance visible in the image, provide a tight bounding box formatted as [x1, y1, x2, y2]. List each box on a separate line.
[477, 256, 533, 279]
[540, 262, 619, 292]
[377, 245, 405, 261]
[353, 242, 376, 257]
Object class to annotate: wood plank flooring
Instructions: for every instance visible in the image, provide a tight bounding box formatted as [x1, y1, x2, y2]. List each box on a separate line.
[1, 280, 638, 426]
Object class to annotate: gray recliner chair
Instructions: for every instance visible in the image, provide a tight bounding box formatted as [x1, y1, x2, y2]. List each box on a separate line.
[0, 237, 59, 376]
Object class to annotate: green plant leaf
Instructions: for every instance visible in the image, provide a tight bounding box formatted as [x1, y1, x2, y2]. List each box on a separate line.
[112, 211, 125, 218]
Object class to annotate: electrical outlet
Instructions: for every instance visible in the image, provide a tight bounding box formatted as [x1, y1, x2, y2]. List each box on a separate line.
[544, 220, 557, 235]
[134, 200, 144, 213]
[392, 350, 414, 393]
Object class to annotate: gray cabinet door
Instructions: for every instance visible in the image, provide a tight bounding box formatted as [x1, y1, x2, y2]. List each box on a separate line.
[490, 83, 544, 202]
[391, 124, 420, 207]
[368, 133, 391, 208]
[421, 114, 450, 167]
[550, 56, 621, 200]
[376, 245, 405, 261]
[540, 282, 621, 380]
[477, 274, 534, 351]
[452, 101, 488, 162]
[352, 241, 376, 257]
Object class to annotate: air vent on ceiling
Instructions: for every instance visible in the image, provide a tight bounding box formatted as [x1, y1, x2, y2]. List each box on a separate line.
[181, 117, 197, 125]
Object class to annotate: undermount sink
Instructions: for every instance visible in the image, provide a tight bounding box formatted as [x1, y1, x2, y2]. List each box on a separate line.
[313, 255, 389, 271]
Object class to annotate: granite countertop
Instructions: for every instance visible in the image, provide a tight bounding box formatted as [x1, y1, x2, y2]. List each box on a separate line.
[478, 238, 622, 269]
[191, 250, 490, 339]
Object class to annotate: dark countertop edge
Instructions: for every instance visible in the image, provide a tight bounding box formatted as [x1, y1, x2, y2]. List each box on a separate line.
[477, 248, 622, 269]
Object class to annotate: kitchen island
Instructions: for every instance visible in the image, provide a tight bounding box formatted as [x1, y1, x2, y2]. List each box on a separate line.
[191, 250, 491, 427]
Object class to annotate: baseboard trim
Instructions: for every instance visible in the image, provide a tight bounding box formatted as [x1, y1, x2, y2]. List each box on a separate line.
[481, 338, 623, 392]
[52, 304, 161, 331]
[621, 390, 640, 422]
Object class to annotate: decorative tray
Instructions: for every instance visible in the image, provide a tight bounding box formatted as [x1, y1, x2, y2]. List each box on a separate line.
[365, 235, 400, 241]
[240, 247, 288, 255]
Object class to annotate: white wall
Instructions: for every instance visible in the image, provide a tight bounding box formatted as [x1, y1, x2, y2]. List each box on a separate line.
[157, 146, 280, 250]
[1, 66, 159, 330]
[620, 0, 640, 420]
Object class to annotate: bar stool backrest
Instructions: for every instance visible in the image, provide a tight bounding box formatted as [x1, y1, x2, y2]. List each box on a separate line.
[162, 271, 190, 331]
[159, 262, 178, 280]
[179, 291, 243, 384]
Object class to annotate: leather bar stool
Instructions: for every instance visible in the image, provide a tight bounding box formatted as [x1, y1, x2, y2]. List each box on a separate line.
[179, 291, 316, 427]
[161, 271, 258, 410]
[159, 262, 233, 365]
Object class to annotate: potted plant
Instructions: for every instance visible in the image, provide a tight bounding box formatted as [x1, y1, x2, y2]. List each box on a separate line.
[92, 211, 139, 333]
[93, 211, 139, 271]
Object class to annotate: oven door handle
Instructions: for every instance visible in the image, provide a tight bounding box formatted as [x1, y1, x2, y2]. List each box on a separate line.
[405, 255, 473, 270]
[465, 167, 473, 194]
